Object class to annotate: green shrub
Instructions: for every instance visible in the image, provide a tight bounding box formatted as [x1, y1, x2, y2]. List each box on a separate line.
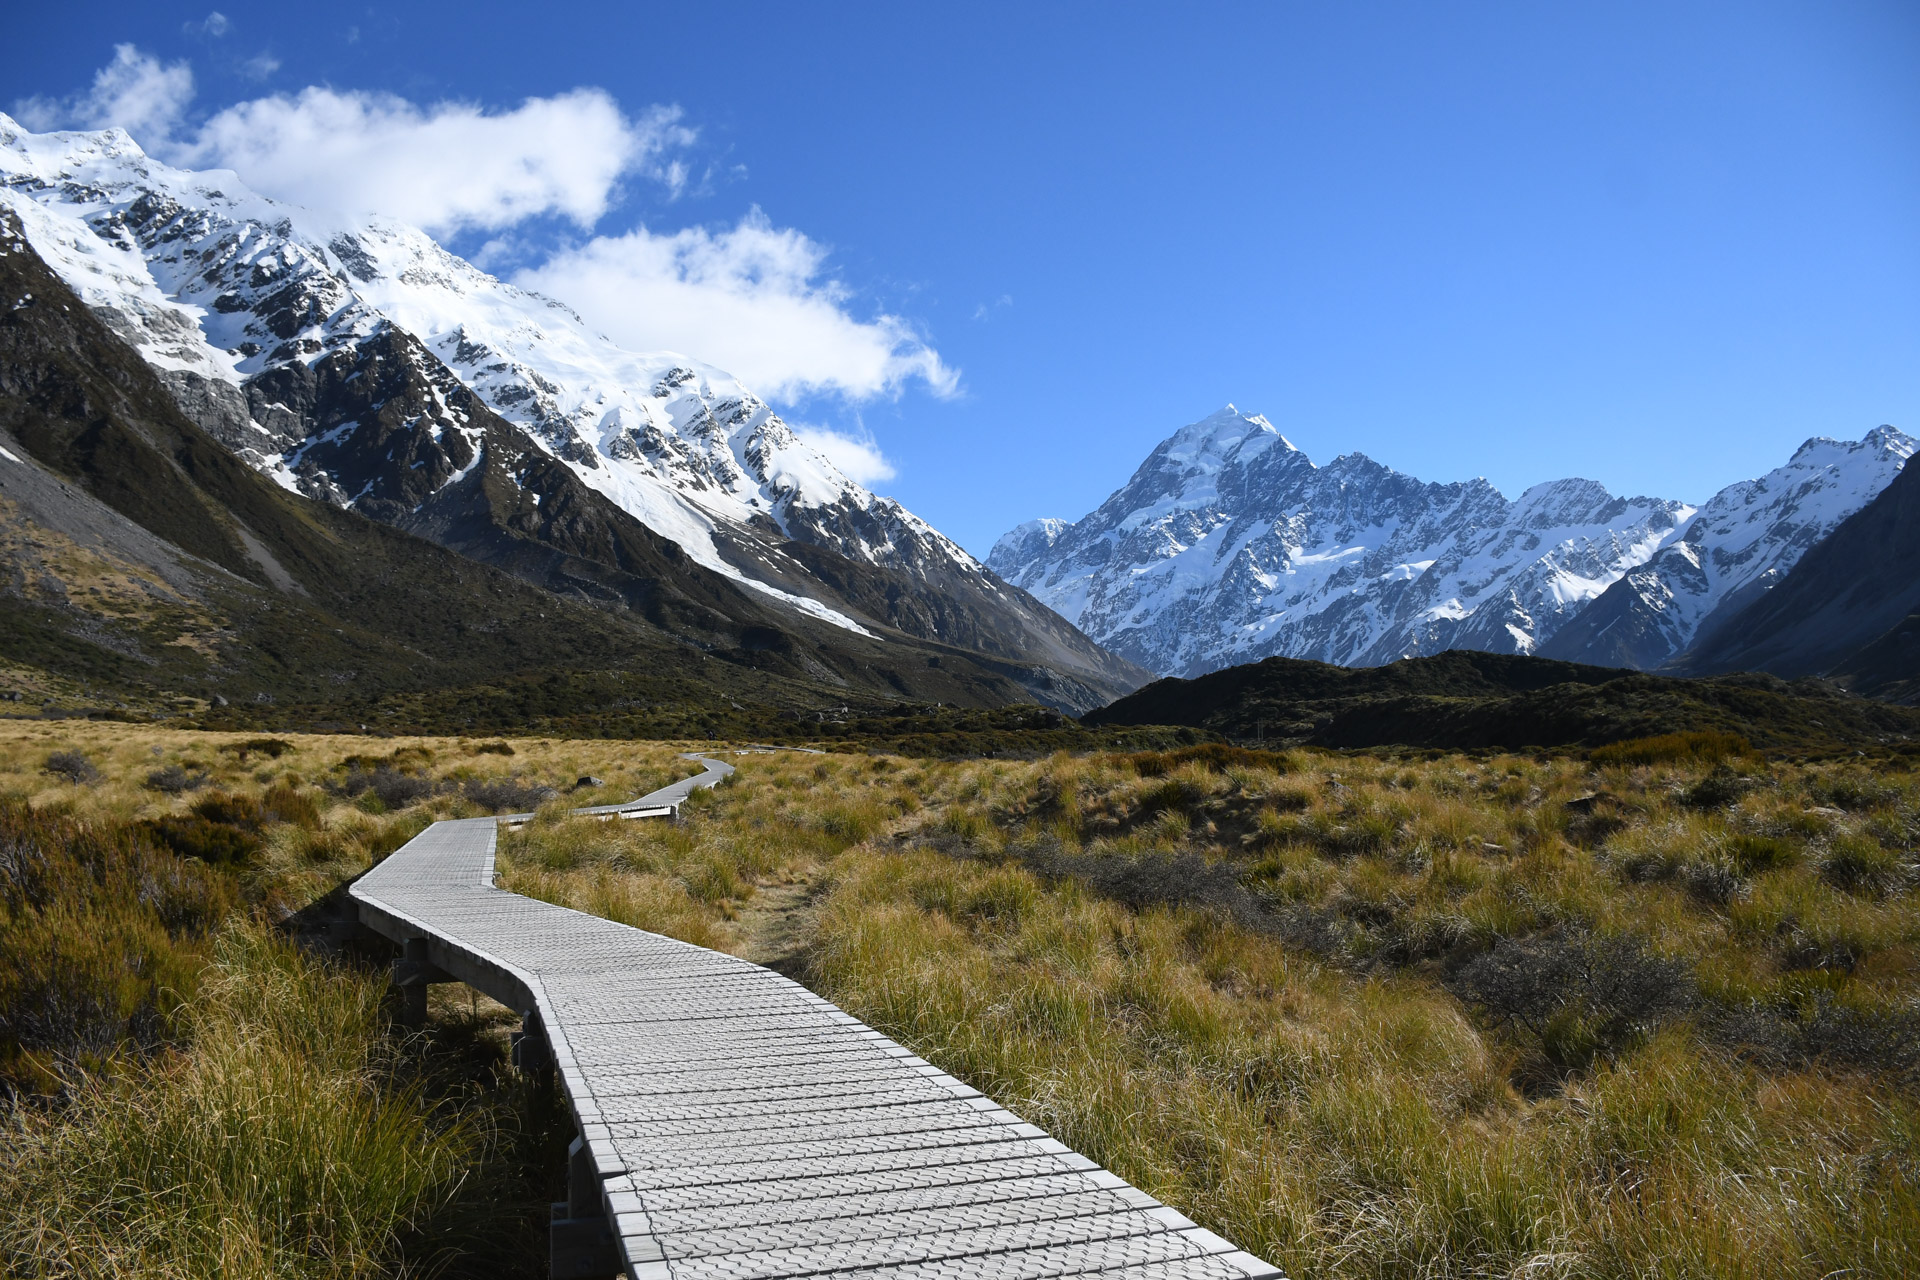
[1113, 743, 1292, 777]
[217, 737, 292, 761]
[1451, 928, 1694, 1070]
[41, 751, 100, 785]
[137, 815, 264, 866]
[1680, 765, 1752, 809]
[144, 764, 211, 794]
[1138, 777, 1204, 815]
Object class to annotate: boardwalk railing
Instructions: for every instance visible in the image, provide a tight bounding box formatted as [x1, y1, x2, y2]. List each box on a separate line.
[351, 755, 1285, 1280]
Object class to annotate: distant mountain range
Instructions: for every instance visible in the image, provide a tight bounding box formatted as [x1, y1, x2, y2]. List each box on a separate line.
[0, 115, 1144, 714]
[990, 406, 1913, 695]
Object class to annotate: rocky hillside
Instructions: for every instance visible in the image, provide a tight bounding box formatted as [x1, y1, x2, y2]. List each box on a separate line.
[0, 115, 1143, 710]
[1541, 428, 1914, 670]
[1083, 650, 1920, 754]
[1678, 453, 1920, 702]
[0, 212, 1133, 729]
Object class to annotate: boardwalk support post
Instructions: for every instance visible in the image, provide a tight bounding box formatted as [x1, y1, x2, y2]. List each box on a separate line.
[550, 1134, 619, 1279]
[392, 937, 451, 1029]
[510, 1009, 554, 1087]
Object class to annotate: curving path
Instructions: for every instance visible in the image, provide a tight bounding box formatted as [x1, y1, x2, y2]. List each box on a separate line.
[351, 754, 1284, 1280]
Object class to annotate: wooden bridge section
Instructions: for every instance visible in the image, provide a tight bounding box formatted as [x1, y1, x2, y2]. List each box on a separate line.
[350, 756, 1284, 1280]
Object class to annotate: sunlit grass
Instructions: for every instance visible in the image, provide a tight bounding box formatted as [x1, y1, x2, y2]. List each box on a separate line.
[4, 720, 1916, 1278]
[497, 740, 1920, 1278]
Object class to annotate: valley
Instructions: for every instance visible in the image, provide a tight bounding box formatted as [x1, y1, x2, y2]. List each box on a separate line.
[0, 97, 1913, 1280]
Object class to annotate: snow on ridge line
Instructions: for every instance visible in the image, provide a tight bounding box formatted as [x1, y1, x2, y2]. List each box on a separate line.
[0, 116, 990, 640]
[987, 405, 1910, 676]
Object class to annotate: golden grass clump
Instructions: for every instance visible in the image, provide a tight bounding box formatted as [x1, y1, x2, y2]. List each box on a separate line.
[1, 925, 494, 1278]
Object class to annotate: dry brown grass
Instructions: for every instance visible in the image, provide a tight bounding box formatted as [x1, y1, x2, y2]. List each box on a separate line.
[6, 723, 1917, 1278]
[505, 743, 1920, 1279]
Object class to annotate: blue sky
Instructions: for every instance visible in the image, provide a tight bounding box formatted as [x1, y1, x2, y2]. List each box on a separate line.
[6, 2, 1917, 555]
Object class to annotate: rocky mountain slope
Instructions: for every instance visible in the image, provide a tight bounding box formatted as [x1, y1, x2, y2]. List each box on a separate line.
[1677, 452, 1920, 701]
[991, 406, 1913, 679]
[0, 115, 1142, 710]
[1540, 428, 1914, 670]
[0, 209, 1135, 729]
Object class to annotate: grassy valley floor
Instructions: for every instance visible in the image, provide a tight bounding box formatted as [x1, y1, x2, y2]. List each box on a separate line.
[2, 724, 1917, 1277]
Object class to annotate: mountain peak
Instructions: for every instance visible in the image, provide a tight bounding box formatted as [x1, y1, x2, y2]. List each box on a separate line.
[1863, 423, 1915, 455]
[991, 412, 1699, 675]
[1787, 424, 1917, 469]
[1149, 405, 1292, 477]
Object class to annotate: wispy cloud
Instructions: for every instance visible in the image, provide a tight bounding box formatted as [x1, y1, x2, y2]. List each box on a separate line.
[239, 52, 280, 82]
[176, 88, 691, 234]
[789, 421, 898, 486]
[515, 210, 957, 402]
[14, 45, 195, 143]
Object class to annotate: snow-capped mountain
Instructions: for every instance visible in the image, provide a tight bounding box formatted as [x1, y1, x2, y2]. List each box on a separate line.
[988, 406, 1695, 676]
[1540, 426, 1916, 669]
[0, 115, 1142, 704]
[991, 406, 1915, 678]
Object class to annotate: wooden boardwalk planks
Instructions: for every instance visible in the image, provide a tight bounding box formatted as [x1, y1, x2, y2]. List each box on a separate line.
[351, 756, 1284, 1280]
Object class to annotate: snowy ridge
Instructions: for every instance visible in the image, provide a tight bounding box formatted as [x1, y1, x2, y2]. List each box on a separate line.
[1540, 425, 1916, 668]
[989, 406, 1698, 675]
[992, 406, 1913, 677]
[0, 115, 985, 637]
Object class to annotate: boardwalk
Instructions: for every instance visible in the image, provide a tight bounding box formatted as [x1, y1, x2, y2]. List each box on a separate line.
[351, 756, 1284, 1280]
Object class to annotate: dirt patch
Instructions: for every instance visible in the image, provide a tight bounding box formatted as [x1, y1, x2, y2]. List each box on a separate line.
[730, 875, 822, 976]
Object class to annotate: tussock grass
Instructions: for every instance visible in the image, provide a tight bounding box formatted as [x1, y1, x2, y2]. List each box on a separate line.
[0, 923, 566, 1278]
[504, 742, 1920, 1278]
[6, 722, 1917, 1278]
[0, 723, 709, 1276]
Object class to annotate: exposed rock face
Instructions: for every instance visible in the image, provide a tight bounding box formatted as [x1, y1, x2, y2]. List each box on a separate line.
[0, 114, 1144, 709]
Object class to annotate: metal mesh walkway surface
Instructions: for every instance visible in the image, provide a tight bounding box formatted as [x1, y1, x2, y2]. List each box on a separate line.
[350, 755, 1284, 1280]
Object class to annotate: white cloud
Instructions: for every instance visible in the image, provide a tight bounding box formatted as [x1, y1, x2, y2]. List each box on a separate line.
[790, 423, 898, 486]
[15, 47, 691, 237]
[239, 53, 280, 81]
[14, 45, 195, 142]
[175, 89, 692, 235]
[18, 47, 953, 407]
[515, 211, 957, 402]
